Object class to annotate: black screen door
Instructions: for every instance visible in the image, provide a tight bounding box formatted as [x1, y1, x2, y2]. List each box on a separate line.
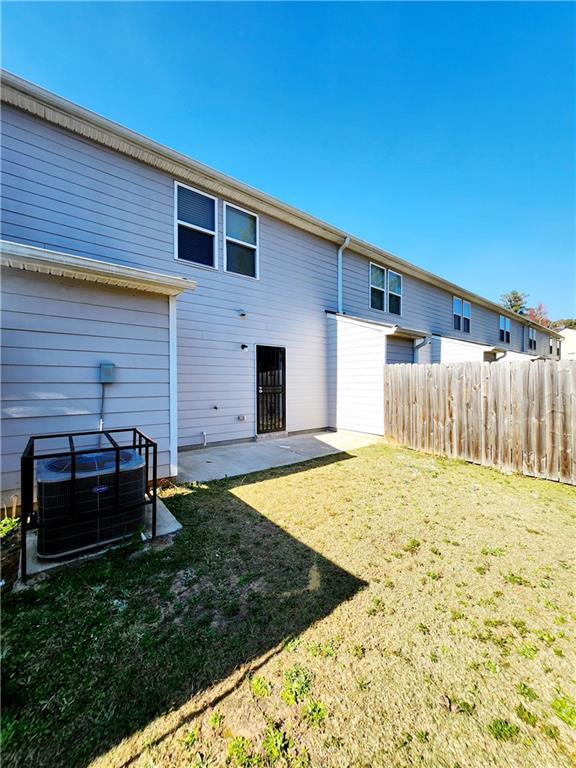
[256, 346, 286, 433]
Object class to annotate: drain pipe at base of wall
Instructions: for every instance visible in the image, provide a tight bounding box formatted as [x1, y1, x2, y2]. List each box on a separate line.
[337, 235, 351, 314]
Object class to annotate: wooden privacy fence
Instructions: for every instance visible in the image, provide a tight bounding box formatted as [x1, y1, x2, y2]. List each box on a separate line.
[383, 360, 576, 485]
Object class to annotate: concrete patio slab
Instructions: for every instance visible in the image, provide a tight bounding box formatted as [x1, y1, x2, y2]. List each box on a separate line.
[19, 498, 181, 581]
[177, 430, 381, 483]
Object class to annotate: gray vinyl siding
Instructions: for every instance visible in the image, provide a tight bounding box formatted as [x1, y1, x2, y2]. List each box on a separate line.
[0, 269, 171, 504]
[343, 250, 543, 357]
[1, 106, 337, 448]
[386, 337, 414, 364]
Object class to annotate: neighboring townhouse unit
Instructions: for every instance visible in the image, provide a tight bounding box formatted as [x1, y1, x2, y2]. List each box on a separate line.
[559, 328, 576, 360]
[0, 71, 562, 503]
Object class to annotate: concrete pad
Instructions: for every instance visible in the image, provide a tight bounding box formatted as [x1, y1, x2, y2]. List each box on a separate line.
[20, 499, 180, 581]
[177, 430, 381, 483]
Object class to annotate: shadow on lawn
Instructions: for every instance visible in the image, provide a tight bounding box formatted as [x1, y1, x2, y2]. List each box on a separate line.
[2, 452, 367, 768]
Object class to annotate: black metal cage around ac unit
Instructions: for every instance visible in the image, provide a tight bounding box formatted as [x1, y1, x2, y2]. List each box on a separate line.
[20, 428, 157, 582]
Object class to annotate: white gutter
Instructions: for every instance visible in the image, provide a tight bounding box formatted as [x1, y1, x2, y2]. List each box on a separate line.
[336, 235, 350, 314]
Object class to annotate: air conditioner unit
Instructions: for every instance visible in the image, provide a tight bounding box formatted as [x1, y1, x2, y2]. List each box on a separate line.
[36, 449, 146, 559]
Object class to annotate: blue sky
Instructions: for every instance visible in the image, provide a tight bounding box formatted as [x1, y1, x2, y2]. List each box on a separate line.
[2, 2, 574, 317]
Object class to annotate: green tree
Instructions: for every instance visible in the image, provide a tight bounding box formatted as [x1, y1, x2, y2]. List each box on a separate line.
[551, 318, 576, 329]
[500, 290, 528, 315]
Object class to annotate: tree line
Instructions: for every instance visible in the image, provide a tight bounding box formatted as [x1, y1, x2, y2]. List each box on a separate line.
[499, 290, 575, 329]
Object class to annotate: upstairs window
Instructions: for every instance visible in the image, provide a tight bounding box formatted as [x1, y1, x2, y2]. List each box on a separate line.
[557, 340, 561, 358]
[528, 327, 537, 351]
[549, 336, 554, 355]
[175, 183, 217, 267]
[225, 203, 259, 278]
[453, 297, 471, 333]
[499, 315, 511, 344]
[369, 264, 403, 314]
[388, 270, 402, 315]
[370, 263, 386, 311]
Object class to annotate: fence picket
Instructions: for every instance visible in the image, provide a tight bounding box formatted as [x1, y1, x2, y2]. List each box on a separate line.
[382, 361, 575, 485]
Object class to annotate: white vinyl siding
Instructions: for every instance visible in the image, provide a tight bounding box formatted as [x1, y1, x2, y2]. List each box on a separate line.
[327, 314, 385, 435]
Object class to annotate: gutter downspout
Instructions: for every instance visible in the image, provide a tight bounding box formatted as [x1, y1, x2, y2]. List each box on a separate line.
[337, 235, 350, 314]
[413, 333, 432, 363]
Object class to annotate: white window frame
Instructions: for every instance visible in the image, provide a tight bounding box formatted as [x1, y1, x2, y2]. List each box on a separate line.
[369, 263, 403, 315]
[224, 202, 260, 280]
[499, 315, 511, 344]
[369, 262, 386, 312]
[387, 269, 403, 316]
[174, 181, 218, 270]
[453, 296, 471, 333]
[528, 327, 537, 351]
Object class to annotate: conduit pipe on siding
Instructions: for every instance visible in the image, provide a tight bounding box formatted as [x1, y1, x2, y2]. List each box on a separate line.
[337, 235, 350, 314]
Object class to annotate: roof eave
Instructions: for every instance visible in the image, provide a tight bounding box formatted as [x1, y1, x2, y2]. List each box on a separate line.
[0, 70, 562, 337]
[0, 240, 196, 296]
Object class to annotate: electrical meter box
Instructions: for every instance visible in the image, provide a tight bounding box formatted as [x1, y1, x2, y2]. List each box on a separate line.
[99, 362, 116, 384]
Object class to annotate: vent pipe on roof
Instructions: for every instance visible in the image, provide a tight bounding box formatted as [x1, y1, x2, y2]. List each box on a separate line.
[337, 235, 350, 314]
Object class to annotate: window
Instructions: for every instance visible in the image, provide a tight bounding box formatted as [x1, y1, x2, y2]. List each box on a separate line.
[453, 297, 471, 333]
[528, 327, 537, 351]
[557, 341, 561, 358]
[370, 263, 386, 311]
[550, 337, 561, 357]
[388, 270, 402, 315]
[549, 336, 554, 356]
[499, 315, 511, 344]
[369, 264, 403, 314]
[224, 203, 258, 278]
[175, 183, 217, 267]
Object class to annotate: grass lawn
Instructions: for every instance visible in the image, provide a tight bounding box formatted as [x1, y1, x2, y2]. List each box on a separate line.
[2, 442, 576, 768]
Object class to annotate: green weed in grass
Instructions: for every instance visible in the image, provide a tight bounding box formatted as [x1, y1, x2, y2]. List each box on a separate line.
[551, 692, 576, 728]
[518, 644, 538, 659]
[481, 547, 505, 557]
[515, 704, 537, 726]
[208, 710, 224, 730]
[516, 682, 538, 701]
[403, 538, 421, 554]
[262, 720, 292, 763]
[182, 727, 200, 748]
[352, 644, 365, 659]
[426, 570, 442, 581]
[456, 700, 475, 715]
[505, 572, 531, 586]
[0, 517, 19, 539]
[367, 597, 387, 616]
[541, 723, 560, 740]
[307, 638, 339, 658]
[281, 665, 313, 705]
[250, 675, 272, 699]
[302, 699, 327, 727]
[487, 719, 520, 741]
[227, 736, 258, 767]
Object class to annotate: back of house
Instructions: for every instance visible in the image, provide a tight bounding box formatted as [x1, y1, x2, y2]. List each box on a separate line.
[0, 71, 562, 505]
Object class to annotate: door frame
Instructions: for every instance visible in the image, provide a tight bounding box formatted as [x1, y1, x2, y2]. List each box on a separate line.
[254, 344, 287, 435]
